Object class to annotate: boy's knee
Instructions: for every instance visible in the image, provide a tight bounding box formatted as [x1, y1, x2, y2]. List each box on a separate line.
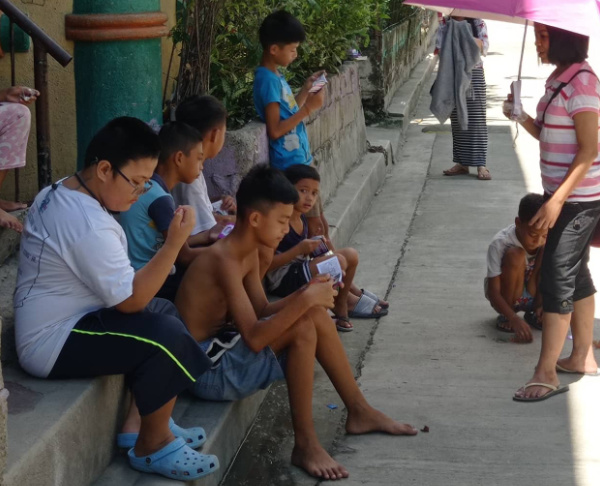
[13, 103, 31, 124]
[502, 247, 525, 270]
[335, 252, 348, 270]
[292, 314, 317, 345]
[339, 247, 359, 267]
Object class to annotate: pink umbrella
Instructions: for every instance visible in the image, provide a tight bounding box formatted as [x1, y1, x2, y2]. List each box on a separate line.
[405, 0, 600, 37]
[407, 0, 600, 118]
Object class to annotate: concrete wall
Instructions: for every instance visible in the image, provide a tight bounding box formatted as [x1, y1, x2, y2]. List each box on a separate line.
[359, 9, 437, 113]
[0, 0, 178, 202]
[203, 62, 367, 206]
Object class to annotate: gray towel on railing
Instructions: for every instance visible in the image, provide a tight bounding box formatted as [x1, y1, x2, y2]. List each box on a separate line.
[430, 19, 481, 129]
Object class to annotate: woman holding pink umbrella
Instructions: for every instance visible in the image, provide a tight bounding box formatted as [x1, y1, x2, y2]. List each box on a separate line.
[503, 23, 600, 402]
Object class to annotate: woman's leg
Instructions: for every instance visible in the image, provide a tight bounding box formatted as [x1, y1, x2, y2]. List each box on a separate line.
[0, 103, 31, 231]
[516, 204, 600, 399]
[558, 294, 598, 373]
[447, 68, 489, 176]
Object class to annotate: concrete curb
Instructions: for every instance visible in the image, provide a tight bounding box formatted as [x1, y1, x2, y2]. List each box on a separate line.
[387, 50, 437, 137]
[4, 366, 125, 486]
[328, 147, 391, 249]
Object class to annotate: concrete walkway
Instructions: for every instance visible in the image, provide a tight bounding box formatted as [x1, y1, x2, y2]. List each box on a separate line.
[222, 21, 600, 485]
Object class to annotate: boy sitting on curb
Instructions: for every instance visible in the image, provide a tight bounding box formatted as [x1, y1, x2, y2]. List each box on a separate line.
[172, 95, 235, 246]
[485, 193, 547, 343]
[265, 164, 387, 332]
[118, 121, 205, 300]
[253, 10, 329, 238]
[175, 165, 417, 480]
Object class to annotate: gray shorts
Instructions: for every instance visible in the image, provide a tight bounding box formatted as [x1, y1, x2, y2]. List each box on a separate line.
[190, 333, 286, 401]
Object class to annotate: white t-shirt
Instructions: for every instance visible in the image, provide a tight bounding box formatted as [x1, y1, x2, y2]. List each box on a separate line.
[486, 224, 536, 279]
[171, 174, 216, 236]
[14, 183, 134, 378]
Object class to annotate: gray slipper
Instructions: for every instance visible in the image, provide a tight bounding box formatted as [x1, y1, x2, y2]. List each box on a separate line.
[348, 294, 388, 319]
[362, 289, 389, 309]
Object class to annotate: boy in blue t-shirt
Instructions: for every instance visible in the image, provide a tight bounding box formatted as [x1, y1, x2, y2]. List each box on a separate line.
[253, 10, 328, 238]
[118, 121, 205, 300]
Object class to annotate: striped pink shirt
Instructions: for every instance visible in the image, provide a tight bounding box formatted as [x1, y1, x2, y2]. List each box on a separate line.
[534, 61, 600, 201]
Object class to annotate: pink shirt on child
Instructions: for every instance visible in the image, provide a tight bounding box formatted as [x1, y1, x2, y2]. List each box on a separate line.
[534, 61, 600, 202]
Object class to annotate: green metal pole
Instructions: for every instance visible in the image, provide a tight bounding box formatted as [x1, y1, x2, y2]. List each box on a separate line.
[67, 0, 167, 169]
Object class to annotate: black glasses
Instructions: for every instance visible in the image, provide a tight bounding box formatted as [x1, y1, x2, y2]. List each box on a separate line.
[114, 167, 153, 196]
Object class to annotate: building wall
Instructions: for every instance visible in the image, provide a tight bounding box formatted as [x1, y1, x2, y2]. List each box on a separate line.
[0, 0, 178, 202]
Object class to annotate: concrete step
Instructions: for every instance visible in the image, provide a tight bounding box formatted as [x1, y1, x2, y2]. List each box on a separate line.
[94, 146, 392, 486]
[3, 366, 125, 486]
[328, 144, 391, 248]
[386, 50, 437, 138]
[93, 391, 268, 486]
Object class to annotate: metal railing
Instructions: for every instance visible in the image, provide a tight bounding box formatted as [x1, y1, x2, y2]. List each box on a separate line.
[0, 0, 72, 194]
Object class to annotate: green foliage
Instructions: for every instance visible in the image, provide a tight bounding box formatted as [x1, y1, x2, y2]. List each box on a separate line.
[209, 0, 271, 128]
[176, 0, 404, 128]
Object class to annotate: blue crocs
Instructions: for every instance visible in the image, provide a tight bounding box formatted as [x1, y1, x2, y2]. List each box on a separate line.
[117, 418, 207, 449]
[128, 437, 219, 481]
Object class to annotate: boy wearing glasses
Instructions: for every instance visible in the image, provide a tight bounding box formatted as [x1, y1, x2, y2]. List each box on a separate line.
[119, 121, 205, 300]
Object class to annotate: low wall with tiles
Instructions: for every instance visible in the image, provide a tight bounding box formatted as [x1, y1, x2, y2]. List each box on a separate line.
[202, 61, 367, 207]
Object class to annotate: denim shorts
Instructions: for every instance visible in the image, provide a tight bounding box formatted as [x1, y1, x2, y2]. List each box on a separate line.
[190, 335, 286, 401]
[540, 198, 600, 314]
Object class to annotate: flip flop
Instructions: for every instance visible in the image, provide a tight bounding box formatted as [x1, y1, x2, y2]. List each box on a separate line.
[128, 437, 219, 481]
[348, 294, 388, 319]
[495, 315, 513, 333]
[118, 417, 207, 449]
[361, 289, 389, 309]
[443, 164, 469, 176]
[556, 364, 600, 376]
[513, 382, 569, 402]
[333, 316, 354, 332]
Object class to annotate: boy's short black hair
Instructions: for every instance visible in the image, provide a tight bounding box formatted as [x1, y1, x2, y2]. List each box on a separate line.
[175, 95, 228, 137]
[259, 10, 306, 50]
[547, 25, 589, 65]
[236, 165, 299, 219]
[157, 121, 203, 165]
[284, 164, 320, 185]
[84, 117, 160, 171]
[518, 193, 545, 222]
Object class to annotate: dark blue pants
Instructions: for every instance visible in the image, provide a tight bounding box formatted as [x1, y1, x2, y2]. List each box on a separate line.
[49, 298, 210, 415]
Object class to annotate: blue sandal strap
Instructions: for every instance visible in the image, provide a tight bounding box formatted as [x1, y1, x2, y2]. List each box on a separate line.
[117, 418, 206, 449]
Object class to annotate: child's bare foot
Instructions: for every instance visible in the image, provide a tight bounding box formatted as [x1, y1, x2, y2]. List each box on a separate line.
[0, 199, 27, 212]
[346, 404, 417, 436]
[291, 443, 349, 480]
[0, 208, 23, 232]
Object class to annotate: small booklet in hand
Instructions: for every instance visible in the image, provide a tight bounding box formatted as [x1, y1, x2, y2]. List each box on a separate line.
[309, 73, 328, 93]
[309, 235, 332, 259]
[316, 255, 343, 285]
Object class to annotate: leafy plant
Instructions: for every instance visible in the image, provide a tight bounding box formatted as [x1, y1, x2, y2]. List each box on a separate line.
[173, 0, 403, 129]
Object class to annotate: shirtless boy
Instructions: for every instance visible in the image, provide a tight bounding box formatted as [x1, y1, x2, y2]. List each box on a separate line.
[176, 165, 417, 480]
